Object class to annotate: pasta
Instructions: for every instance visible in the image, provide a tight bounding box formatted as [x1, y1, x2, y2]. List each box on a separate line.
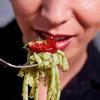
[18, 37, 69, 100]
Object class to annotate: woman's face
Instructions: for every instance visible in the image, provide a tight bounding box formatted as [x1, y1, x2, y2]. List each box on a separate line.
[11, 0, 100, 62]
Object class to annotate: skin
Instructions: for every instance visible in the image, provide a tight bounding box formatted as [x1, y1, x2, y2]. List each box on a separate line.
[11, 0, 100, 99]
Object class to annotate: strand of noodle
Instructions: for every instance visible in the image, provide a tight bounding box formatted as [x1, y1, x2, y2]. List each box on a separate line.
[49, 70, 56, 100]
[33, 71, 39, 100]
[47, 67, 55, 100]
[55, 66, 60, 100]
[22, 73, 30, 100]
[29, 72, 35, 98]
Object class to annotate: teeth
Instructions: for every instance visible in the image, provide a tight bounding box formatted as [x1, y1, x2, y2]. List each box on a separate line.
[42, 33, 50, 38]
[55, 36, 66, 41]
[39, 32, 70, 41]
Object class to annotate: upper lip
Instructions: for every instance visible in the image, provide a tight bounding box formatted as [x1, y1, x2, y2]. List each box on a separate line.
[35, 29, 76, 40]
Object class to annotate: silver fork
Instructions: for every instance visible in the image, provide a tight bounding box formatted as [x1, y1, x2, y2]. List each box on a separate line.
[0, 58, 38, 68]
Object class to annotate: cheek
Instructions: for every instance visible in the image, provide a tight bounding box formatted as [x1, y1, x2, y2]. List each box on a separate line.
[74, 0, 100, 27]
[70, 27, 97, 53]
[11, 0, 41, 16]
[11, 0, 42, 38]
[85, 27, 98, 43]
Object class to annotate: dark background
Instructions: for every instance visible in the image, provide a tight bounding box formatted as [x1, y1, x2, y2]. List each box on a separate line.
[0, 19, 27, 100]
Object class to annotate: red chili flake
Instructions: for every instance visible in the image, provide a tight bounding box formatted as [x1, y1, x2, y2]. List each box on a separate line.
[27, 36, 57, 53]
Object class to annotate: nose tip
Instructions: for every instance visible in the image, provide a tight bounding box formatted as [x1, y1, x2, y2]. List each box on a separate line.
[41, 8, 68, 26]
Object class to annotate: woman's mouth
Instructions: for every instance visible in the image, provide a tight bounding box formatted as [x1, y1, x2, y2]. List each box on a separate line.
[35, 30, 76, 50]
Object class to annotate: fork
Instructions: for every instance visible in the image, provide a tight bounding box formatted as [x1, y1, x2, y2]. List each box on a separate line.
[0, 58, 38, 68]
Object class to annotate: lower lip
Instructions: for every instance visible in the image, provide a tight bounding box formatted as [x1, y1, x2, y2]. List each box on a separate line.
[56, 37, 73, 50]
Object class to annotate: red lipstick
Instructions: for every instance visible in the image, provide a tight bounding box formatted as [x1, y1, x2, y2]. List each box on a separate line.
[35, 30, 75, 50]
